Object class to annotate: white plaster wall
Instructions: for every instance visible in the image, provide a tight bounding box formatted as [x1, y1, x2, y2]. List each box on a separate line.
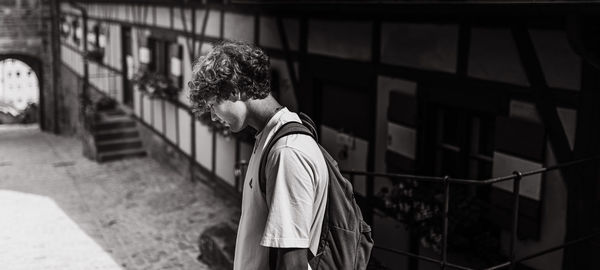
[259, 17, 300, 51]
[215, 134, 236, 186]
[195, 9, 221, 37]
[269, 59, 299, 112]
[468, 27, 529, 86]
[145, 6, 155, 26]
[240, 141, 253, 163]
[142, 95, 151, 123]
[178, 35, 193, 106]
[195, 121, 213, 170]
[133, 86, 141, 117]
[152, 99, 163, 133]
[308, 19, 372, 61]
[492, 152, 543, 200]
[156, 7, 171, 28]
[224, 12, 254, 43]
[320, 125, 368, 196]
[173, 8, 192, 32]
[106, 24, 122, 72]
[375, 76, 417, 173]
[557, 107, 577, 151]
[500, 141, 567, 270]
[60, 45, 84, 76]
[164, 101, 177, 143]
[530, 29, 581, 91]
[178, 108, 192, 155]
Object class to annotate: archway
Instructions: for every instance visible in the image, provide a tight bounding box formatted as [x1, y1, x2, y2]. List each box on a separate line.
[0, 54, 43, 127]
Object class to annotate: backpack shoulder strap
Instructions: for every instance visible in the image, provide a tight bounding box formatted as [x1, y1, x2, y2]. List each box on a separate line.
[258, 121, 315, 201]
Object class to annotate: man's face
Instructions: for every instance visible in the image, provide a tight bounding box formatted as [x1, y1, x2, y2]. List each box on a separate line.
[207, 97, 248, 132]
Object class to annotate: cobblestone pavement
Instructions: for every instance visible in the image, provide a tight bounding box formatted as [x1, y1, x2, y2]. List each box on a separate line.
[0, 125, 240, 270]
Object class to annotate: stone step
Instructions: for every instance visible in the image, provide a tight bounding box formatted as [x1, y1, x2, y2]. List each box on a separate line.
[93, 120, 136, 131]
[96, 113, 131, 124]
[97, 148, 146, 163]
[94, 128, 140, 141]
[96, 137, 143, 152]
[98, 109, 126, 116]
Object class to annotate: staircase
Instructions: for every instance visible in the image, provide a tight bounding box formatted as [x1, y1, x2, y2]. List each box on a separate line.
[92, 109, 146, 162]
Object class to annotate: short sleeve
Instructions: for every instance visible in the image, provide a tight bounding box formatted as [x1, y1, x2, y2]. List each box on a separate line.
[260, 145, 316, 249]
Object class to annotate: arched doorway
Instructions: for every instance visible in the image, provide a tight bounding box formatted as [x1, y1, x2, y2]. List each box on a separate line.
[0, 55, 43, 126]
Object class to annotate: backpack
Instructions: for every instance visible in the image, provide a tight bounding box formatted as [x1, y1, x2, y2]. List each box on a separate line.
[259, 112, 374, 270]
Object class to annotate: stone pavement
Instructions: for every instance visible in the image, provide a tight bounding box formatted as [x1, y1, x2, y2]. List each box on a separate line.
[0, 125, 241, 270]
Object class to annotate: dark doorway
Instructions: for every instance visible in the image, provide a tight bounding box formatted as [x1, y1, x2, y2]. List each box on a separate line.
[121, 26, 133, 107]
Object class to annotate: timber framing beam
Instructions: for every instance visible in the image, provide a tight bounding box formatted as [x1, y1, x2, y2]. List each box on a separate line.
[511, 26, 573, 165]
[512, 24, 598, 269]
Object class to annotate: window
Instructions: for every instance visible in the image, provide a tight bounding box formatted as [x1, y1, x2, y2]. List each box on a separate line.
[423, 104, 503, 265]
[432, 107, 495, 179]
[147, 36, 183, 89]
[148, 37, 168, 76]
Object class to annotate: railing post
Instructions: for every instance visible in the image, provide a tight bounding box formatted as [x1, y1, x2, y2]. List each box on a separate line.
[190, 110, 196, 182]
[441, 176, 450, 270]
[509, 171, 522, 270]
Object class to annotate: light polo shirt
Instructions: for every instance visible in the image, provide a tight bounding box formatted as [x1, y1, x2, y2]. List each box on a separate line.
[233, 108, 329, 270]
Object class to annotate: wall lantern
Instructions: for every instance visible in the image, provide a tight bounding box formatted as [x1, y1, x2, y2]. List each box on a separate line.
[86, 24, 106, 63]
[72, 19, 82, 45]
[139, 47, 151, 65]
[60, 16, 71, 38]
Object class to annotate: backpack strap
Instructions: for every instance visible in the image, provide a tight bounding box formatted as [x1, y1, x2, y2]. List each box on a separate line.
[258, 115, 325, 269]
[258, 121, 315, 201]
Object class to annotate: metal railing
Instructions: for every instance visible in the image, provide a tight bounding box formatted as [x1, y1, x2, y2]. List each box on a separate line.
[340, 155, 600, 270]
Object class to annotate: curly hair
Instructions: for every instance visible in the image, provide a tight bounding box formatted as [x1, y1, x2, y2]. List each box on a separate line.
[188, 41, 271, 115]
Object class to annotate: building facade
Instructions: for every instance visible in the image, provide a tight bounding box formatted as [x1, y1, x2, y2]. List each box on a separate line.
[55, 1, 600, 269]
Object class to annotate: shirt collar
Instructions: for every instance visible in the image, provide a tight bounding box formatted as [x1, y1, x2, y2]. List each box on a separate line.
[255, 107, 288, 140]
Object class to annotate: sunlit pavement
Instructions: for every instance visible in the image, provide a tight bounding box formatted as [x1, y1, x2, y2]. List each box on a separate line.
[0, 125, 240, 270]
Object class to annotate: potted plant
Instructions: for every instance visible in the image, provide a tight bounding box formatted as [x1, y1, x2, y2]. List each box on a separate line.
[133, 69, 181, 101]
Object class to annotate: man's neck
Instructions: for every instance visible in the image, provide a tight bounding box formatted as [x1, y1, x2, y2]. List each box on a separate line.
[246, 95, 283, 133]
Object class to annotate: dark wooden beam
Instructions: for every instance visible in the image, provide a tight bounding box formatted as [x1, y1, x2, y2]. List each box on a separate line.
[564, 61, 600, 270]
[511, 26, 573, 165]
[511, 23, 596, 270]
[456, 22, 471, 76]
[78, 0, 600, 21]
[276, 16, 300, 106]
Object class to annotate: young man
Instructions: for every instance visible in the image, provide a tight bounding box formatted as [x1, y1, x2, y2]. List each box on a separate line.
[188, 41, 329, 270]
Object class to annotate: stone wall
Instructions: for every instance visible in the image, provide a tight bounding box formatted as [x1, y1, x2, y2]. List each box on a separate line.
[0, 0, 58, 132]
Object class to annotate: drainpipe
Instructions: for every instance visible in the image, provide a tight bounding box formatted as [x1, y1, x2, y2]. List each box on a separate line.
[50, 0, 60, 133]
[67, 1, 89, 131]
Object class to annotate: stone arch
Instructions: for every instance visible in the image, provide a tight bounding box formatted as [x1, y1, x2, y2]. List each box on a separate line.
[0, 53, 44, 127]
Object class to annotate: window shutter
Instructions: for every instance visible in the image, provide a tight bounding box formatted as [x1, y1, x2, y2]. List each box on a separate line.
[138, 35, 150, 69]
[169, 42, 183, 89]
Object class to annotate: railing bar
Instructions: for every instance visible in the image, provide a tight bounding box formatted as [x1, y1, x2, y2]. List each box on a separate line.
[373, 246, 443, 264]
[340, 155, 600, 185]
[483, 261, 511, 270]
[516, 230, 600, 264]
[484, 155, 600, 184]
[441, 176, 450, 270]
[508, 171, 522, 270]
[341, 170, 446, 182]
[372, 246, 475, 270]
[446, 262, 476, 270]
